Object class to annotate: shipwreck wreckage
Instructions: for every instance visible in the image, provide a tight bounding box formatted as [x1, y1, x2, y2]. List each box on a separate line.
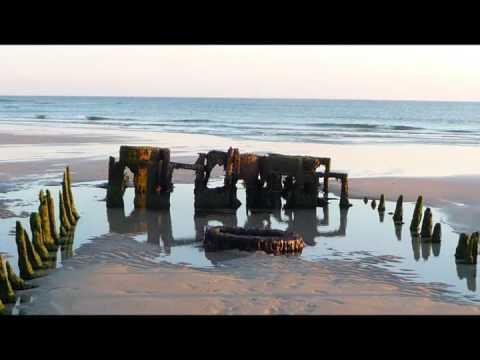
[106, 145, 352, 212]
[104, 145, 353, 255]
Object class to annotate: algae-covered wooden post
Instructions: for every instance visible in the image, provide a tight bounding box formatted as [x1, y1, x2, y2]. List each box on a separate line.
[5, 260, 35, 290]
[392, 195, 403, 224]
[23, 229, 46, 271]
[432, 223, 441, 243]
[38, 190, 56, 251]
[30, 212, 51, 262]
[0, 256, 16, 304]
[66, 166, 80, 220]
[62, 172, 77, 225]
[363, 197, 368, 204]
[378, 194, 385, 212]
[371, 199, 377, 210]
[59, 190, 72, 237]
[409, 195, 423, 233]
[15, 221, 35, 280]
[455, 232, 479, 264]
[420, 208, 433, 238]
[46, 189, 60, 244]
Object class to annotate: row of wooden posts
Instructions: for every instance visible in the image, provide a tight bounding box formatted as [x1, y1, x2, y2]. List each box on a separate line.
[366, 194, 478, 264]
[0, 167, 79, 314]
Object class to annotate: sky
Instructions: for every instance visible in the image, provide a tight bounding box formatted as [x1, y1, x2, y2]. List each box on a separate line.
[1, 45, 480, 101]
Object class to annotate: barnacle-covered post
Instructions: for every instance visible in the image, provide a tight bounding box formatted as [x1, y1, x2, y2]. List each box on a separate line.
[409, 195, 423, 233]
[393, 195, 403, 224]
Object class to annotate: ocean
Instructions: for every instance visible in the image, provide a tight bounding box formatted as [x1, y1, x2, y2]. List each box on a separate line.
[1, 96, 480, 145]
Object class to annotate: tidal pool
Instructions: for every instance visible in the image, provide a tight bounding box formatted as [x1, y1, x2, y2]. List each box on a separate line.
[0, 179, 477, 304]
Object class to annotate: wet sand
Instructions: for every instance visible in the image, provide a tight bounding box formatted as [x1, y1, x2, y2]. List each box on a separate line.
[19, 233, 480, 315]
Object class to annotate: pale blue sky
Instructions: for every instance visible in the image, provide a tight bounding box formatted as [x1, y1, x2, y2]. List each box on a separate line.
[1, 45, 480, 101]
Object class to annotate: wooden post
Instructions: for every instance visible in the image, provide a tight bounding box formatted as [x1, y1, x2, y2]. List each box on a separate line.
[393, 195, 403, 224]
[409, 195, 423, 233]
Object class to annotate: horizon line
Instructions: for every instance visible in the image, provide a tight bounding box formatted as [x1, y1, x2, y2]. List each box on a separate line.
[1, 94, 480, 103]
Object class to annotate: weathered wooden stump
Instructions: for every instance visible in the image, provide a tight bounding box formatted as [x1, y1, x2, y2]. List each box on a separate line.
[23, 229, 47, 270]
[38, 190, 56, 251]
[107, 146, 173, 209]
[339, 175, 352, 209]
[65, 166, 80, 220]
[204, 226, 304, 255]
[30, 212, 51, 262]
[455, 232, 479, 264]
[45, 190, 59, 244]
[0, 257, 16, 304]
[194, 148, 242, 212]
[59, 190, 71, 236]
[393, 195, 403, 224]
[432, 223, 441, 243]
[378, 194, 386, 212]
[62, 172, 77, 225]
[420, 208, 433, 239]
[15, 221, 47, 280]
[5, 260, 36, 290]
[409, 195, 423, 233]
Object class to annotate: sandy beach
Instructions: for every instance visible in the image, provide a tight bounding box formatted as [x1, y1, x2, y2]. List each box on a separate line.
[1, 125, 480, 315]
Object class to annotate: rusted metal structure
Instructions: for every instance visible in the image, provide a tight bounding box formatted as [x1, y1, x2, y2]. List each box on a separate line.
[106, 146, 351, 211]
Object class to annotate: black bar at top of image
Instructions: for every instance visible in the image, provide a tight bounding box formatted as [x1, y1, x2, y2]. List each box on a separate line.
[1, 6, 480, 45]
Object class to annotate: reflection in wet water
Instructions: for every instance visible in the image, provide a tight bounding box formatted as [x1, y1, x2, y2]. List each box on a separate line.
[107, 208, 175, 253]
[456, 263, 477, 292]
[394, 223, 402, 241]
[421, 240, 431, 261]
[378, 210, 385, 223]
[432, 242, 441, 257]
[411, 235, 421, 261]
